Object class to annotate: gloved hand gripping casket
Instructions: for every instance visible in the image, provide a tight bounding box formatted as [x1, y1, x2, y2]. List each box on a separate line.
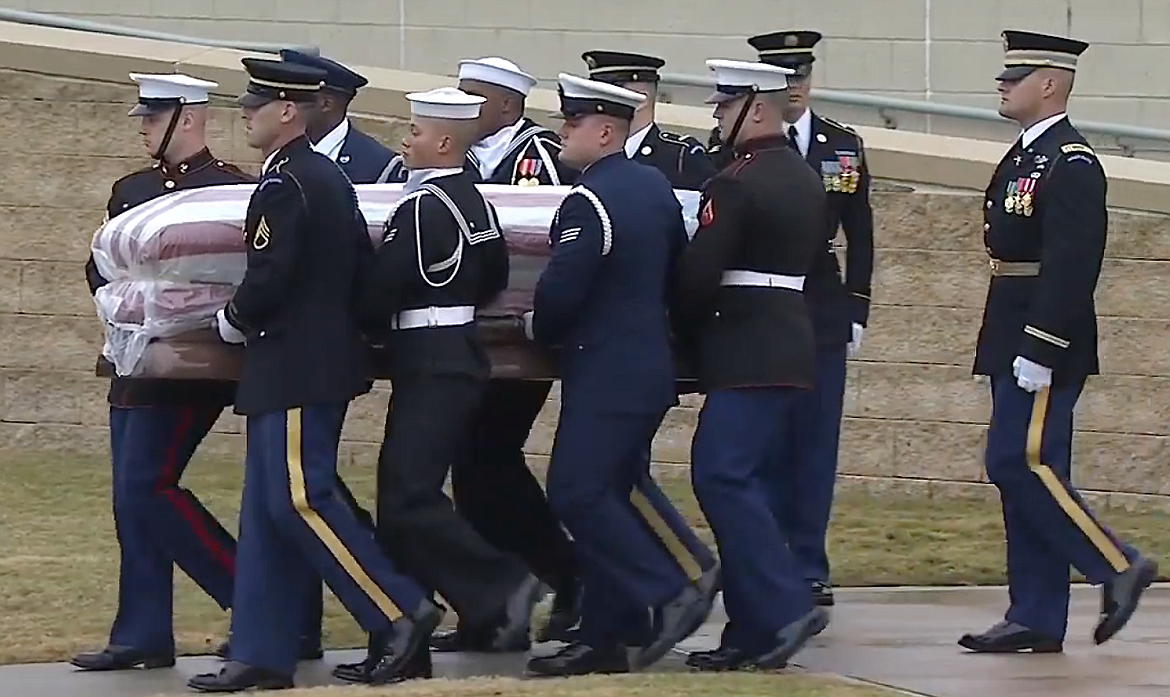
[90, 183, 701, 380]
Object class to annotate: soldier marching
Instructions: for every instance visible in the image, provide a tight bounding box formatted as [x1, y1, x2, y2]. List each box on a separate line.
[76, 26, 1159, 693]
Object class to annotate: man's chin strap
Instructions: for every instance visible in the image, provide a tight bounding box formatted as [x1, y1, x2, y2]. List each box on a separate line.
[711, 91, 757, 169]
[151, 105, 184, 164]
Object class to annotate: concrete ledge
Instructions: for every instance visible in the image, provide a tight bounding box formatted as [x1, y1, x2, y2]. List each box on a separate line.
[1, 21, 1169, 213]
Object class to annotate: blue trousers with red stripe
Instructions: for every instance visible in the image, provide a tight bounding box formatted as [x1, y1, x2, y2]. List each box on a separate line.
[986, 376, 1139, 640]
[107, 405, 236, 653]
[229, 404, 426, 676]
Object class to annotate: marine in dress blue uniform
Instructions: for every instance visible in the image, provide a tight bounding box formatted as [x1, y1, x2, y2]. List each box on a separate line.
[279, 49, 396, 184]
[187, 58, 441, 693]
[751, 30, 875, 610]
[72, 73, 250, 673]
[523, 73, 710, 677]
[674, 59, 828, 672]
[957, 31, 1157, 655]
[331, 86, 544, 684]
[422, 56, 585, 651]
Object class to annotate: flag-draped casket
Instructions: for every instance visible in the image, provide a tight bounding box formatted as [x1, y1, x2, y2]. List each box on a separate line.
[90, 183, 701, 381]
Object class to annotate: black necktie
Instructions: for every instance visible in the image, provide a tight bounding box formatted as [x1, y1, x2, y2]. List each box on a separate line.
[787, 125, 801, 156]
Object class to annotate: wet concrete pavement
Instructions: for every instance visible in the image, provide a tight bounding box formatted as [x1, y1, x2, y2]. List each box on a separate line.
[5, 585, 1170, 696]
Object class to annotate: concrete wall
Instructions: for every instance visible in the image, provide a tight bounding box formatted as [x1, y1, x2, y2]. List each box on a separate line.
[2, 23, 1170, 507]
[15, 0, 1170, 156]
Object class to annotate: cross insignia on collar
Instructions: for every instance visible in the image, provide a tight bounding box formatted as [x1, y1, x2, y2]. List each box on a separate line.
[1013, 155, 1023, 165]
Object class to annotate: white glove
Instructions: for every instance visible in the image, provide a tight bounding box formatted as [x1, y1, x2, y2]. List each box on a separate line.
[216, 308, 246, 345]
[522, 310, 535, 341]
[1012, 356, 1051, 393]
[847, 322, 864, 357]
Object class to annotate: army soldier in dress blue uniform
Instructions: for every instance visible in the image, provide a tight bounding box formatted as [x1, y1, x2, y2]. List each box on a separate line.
[674, 59, 828, 672]
[748, 30, 874, 611]
[958, 30, 1157, 655]
[423, 56, 584, 651]
[522, 73, 710, 677]
[213, 44, 395, 668]
[331, 86, 543, 683]
[581, 50, 716, 190]
[279, 48, 396, 183]
[73, 73, 251, 673]
[187, 58, 441, 692]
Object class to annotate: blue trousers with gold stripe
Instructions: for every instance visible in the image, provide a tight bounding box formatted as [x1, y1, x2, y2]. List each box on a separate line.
[574, 447, 717, 647]
[229, 404, 426, 676]
[986, 376, 1137, 640]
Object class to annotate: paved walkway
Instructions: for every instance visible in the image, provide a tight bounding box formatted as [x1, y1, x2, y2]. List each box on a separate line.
[5, 585, 1170, 696]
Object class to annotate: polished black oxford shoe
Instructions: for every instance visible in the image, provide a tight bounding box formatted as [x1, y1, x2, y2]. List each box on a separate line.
[685, 646, 755, 672]
[812, 580, 835, 607]
[187, 660, 293, 692]
[70, 645, 175, 671]
[365, 600, 445, 685]
[333, 634, 433, 684]
[525, 641, 630, 677]
[430, 623, 531, 653]
[958, 620, 1063, 653]
[1095, 556, 1158, 645]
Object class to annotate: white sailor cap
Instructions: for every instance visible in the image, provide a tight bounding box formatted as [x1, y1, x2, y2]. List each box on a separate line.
[556, 73, 646, 121]
[406, 87, 486, 120]
[704, 59, 794, 105]
[127, 72, 217, 117]
[457, 57, 538, 97]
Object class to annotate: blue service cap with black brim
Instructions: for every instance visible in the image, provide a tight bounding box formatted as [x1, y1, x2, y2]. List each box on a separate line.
[998, 29, 1089, 82]
[279, 48, 369, 97]
[238, 57, 327, 108]
[747, 30, 821, 79]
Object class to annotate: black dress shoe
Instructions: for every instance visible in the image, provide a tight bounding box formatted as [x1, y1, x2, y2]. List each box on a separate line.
[333, 635, 433, 685]
[957, 620, 1063, 653]
[686, 646, 753, 672]
[1095, 556, 1158, 645]
[70, 645, 175, 671]
[213, 635, 323, 661]
[187, 661, 293, 692]
[752, 607, 828, 669]
[812, 581, 835, 607]
[491, 574, 543, 651]
[629, 585, 709, 670]
[430, 624, 531, 653]
[535, 581, 581, 643]
[366, 600, 445, 685]
[525, 642, 630, 677]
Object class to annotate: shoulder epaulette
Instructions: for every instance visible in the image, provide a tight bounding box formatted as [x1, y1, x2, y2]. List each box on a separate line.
[1060, 142, 1095, 156]
[819, 115, 859, 136]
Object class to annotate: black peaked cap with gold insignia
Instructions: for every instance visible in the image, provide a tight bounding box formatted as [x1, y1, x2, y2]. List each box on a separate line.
[238, 57, 327, 108]
[999, 30, 1089, 82]
[581, 50, 666, 84]
[748, 30, 822, 77]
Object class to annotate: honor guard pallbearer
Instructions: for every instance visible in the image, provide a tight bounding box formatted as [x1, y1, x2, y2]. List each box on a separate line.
[187, 58, 440, 693]
[958, 30, 1157, 655]
[673, 59, 828, 672]
[279, 49, 396, 184]
[749, 29, 874, 612]
[335, 86, 544, 683]
[73, 72, 252, 673]
[523, 73, 711, 677]
[424, 56, 585, 651]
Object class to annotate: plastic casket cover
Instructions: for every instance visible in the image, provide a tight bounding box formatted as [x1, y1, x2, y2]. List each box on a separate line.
[90, 182, 701, 381]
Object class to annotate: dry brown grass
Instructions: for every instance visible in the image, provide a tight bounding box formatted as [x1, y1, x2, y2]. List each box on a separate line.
[151, 673, 901, 697]
[4, 451, 1170, 665]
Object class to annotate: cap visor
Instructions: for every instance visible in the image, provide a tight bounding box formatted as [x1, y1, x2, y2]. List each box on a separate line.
[237, 92, 272, 108]
[705, 90, 740, 105]
[997, 66, 1036, 82]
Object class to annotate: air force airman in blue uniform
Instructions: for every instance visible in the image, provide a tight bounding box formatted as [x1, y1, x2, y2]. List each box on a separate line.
[187, 58, 440, 693]
[523, 73, 710, 677]
[959, 30, 1157, 655]
[280, 48, 396, 184]
[750, 30, 875, 610]
[73, 72, 250, 674]
[674, 59, 828, 672]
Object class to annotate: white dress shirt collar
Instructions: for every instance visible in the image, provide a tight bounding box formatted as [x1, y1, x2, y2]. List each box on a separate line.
[1020, 112, 1067, 149]
[312, 118, 350, 162]
[624, 123, 653, 158]
[784, 108, 813, 158]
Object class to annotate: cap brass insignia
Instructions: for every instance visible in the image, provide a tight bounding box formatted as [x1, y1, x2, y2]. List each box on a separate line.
[585, 55, 597, 69]
[785, 34, 799, 46]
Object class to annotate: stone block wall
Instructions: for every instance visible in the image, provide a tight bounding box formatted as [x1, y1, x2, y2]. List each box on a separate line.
[2, 68, 1169, 505]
